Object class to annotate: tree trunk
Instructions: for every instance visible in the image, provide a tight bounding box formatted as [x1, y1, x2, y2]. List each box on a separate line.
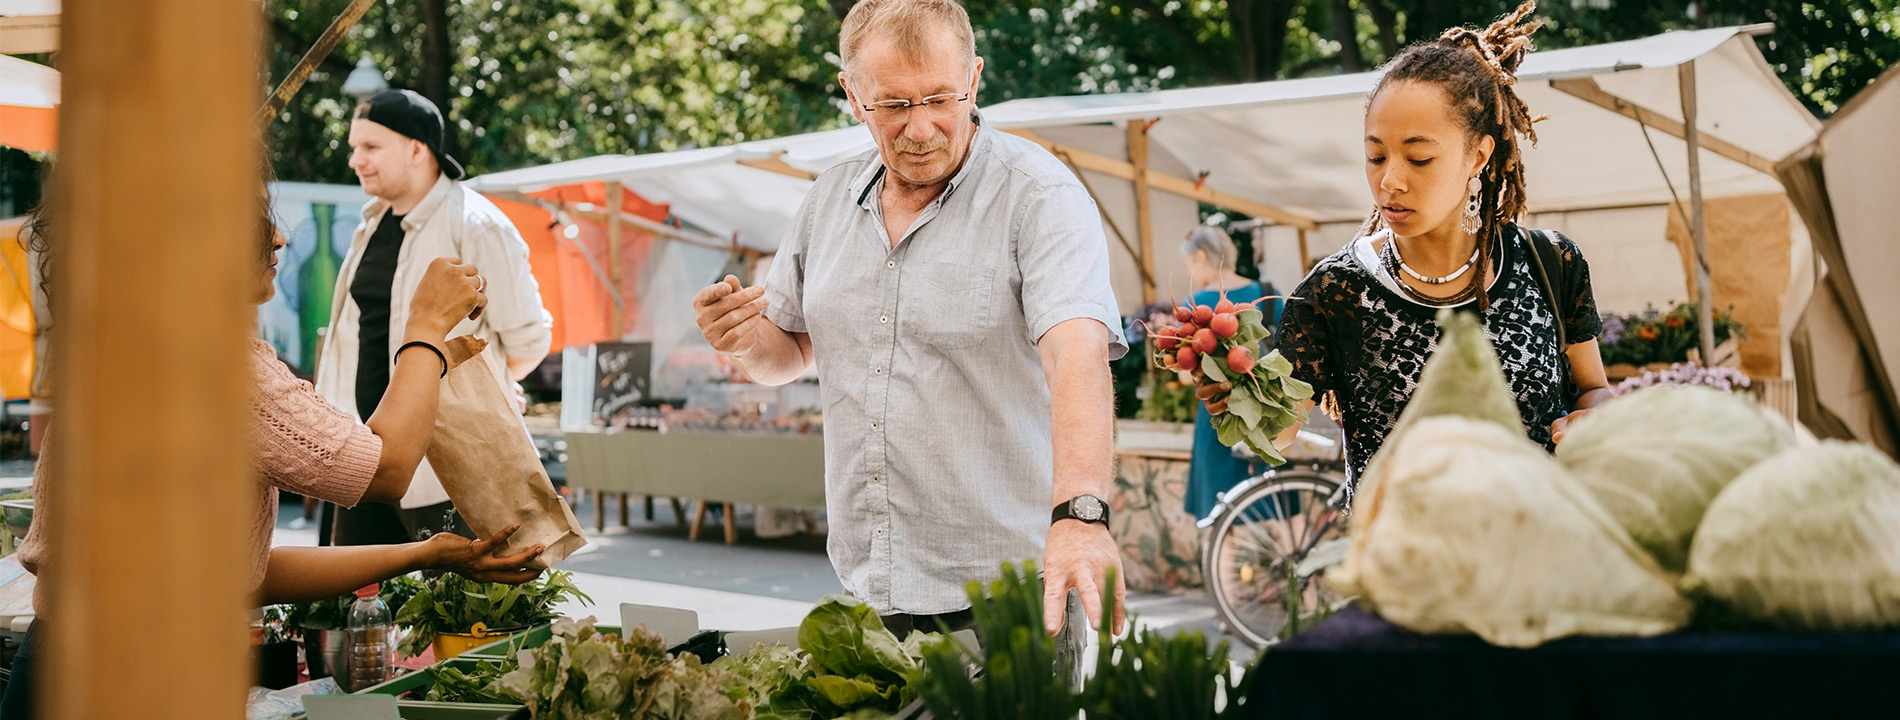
[1331, 0, 1365, 72]
[1252, 0, 1296, 80]
[419, 0, 454, 158]
[1232, 0, 1258, 81]
[1366, 0, 1401, 59]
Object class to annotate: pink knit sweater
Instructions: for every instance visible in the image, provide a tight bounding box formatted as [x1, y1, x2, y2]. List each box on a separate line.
[20, 339, 383, 614]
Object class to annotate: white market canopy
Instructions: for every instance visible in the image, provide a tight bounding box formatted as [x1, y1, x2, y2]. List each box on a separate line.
[471, 25, 1815, 252]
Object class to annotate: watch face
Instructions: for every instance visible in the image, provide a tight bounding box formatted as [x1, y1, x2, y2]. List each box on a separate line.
[1072, 496, 1105, 521]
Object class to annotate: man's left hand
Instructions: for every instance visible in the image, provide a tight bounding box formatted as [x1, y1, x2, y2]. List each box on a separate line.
[1042, 519, 1125, 636]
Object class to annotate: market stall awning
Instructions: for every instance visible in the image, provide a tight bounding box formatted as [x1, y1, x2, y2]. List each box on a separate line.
[981, 25, 1815, 222]
[1779, 64, 1900, 457]
[0, 52, 56, 152]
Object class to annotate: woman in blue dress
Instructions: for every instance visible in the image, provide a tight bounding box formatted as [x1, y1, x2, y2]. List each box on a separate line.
[1180, 226, 1283, 520]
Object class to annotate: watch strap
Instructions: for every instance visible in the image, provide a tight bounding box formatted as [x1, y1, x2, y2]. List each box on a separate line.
[1051, 494, 1110, 526]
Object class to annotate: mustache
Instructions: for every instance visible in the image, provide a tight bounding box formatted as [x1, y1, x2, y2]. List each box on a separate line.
[892, 134, 948, 154]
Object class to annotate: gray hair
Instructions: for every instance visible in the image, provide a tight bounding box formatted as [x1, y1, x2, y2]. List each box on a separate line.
[1182, 226, 1238, 272]
[838, 0, 977, 85]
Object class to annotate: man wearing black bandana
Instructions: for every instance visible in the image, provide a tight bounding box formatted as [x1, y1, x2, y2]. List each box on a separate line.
[316, 89, 553, 546]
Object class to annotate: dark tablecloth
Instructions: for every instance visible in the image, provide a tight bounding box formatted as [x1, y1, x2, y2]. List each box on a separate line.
[1250, 606, 1900, 720]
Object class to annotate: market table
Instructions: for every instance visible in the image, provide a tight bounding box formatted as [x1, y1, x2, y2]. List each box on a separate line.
[562, 429, 826, 543]
[1252, 606, 1900, 719]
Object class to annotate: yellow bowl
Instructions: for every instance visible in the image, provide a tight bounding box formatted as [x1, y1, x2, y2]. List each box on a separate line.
[431, 623, 526, 660]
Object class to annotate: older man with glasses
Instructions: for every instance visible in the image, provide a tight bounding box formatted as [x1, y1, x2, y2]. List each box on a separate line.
[692, 0, 1127, 676]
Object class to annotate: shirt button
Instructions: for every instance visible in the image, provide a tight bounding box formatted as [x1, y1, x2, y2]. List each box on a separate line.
[873, 366, 883, 374]
[879, 315, 889, 324]
[871, 475, 882, 483]
[887, 261, 896, 269]
[875, 528, 886, 536]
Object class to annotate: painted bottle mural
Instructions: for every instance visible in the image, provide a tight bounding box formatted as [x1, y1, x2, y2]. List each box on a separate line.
[299, 203, 340, 372]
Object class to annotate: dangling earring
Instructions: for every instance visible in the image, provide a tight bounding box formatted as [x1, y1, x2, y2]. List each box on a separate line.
[1460, 176, 1483, 235]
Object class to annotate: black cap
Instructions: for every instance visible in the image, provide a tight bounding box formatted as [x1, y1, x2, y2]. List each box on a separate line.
[353, 89, 465, 180]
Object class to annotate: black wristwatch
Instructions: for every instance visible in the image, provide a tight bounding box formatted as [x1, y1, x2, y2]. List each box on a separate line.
[1052, 494, 1110, 527]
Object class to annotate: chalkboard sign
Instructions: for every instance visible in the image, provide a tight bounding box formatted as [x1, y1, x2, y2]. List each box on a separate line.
[591, 342, 652, 425]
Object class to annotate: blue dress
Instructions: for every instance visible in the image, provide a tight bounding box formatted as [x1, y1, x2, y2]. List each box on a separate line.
[1184, 281, 1281, 520]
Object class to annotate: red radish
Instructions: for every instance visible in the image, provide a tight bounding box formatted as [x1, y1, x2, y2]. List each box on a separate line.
[1178, 322, 1199, 338]
[1193, 304, 1214, 325]
[1210, 313, 1239, 338]
[1174, 305, 1194, 322]
[1228, 345, 1256, 374]
[1192, 328, 1217, 354]
[1156, 334, 1180, 350]
[1215, 298, 1235, 314]
[1177, 346, 1198, 369]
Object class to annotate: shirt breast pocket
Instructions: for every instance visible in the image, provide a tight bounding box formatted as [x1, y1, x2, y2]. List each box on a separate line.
[906, 262, 995, 350]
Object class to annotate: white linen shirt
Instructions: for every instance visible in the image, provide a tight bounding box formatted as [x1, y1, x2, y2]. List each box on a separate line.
[763, 120, 1128, 614]
[315, 174, 553, 508]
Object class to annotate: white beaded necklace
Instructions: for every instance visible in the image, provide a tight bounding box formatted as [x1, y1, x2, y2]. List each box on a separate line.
[1388, 238, 1480, 285]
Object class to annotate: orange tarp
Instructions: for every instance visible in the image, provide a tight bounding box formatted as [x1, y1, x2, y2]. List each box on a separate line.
[0, 218, 35, 399]
[0, 105, 55, 153]
[487, 182, 669, 352]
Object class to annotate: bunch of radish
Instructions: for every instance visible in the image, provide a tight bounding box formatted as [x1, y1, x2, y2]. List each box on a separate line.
[1148, 294, 1314, 465]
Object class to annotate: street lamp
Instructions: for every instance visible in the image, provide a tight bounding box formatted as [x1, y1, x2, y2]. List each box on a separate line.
[341, 54, 388, 104]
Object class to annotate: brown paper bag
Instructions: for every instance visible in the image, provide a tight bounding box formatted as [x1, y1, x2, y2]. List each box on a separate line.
[426, 336, 587, 569]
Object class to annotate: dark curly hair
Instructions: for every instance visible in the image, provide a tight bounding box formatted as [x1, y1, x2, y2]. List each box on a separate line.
[1361, 0, 1544, 310]
[25, 153, 282, 326]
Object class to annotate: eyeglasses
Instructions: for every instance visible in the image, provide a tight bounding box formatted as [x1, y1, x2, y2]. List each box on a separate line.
[861, 92, 969, 121]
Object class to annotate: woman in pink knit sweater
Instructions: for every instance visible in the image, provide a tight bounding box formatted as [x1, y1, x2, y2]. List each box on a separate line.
[5, 179, 545, 718]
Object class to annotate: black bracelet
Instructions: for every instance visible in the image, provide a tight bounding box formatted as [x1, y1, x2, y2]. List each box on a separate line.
[397, 341, 449, 378]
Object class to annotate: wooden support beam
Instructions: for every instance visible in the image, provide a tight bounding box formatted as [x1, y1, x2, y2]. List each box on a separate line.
[1549, 77, 1780, 177]
[1006, 128, 1320, 231]
[605, 181, 624, 339]
[1679, 63, 1717, 366]
[738, 154, 821, 181]
[52, 0, 258, 717]
[1297, 227, 1313, 273]
[257, 0, 377, 127]
[483, 190, 737, 253]
[1127, 121, 1157, 305]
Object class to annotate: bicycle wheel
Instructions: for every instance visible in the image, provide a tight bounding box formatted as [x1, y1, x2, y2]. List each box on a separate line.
[1202, 470, 1350, 647]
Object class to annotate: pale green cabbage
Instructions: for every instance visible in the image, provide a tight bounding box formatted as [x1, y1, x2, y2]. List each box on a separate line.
[1684, 441, 1900, 631]
[1337, 415, 1692, 648]
[1557, 385, 1795, 574]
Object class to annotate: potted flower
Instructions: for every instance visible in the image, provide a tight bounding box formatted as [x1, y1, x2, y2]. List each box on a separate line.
[1611, 363, 1753, 397]
[1599, 302, 1745, 380]
[396, 569, 591, 660]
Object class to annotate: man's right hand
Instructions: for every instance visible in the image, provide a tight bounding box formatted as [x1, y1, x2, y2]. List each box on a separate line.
[408, 257, 488, 339]
[693, 275, 769, 357]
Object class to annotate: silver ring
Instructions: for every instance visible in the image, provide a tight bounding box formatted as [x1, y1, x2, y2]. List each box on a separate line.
[475, 274, 486, 293]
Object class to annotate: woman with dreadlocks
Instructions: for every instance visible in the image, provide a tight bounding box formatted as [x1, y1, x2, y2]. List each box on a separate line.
[1270, 1, 1611, 484]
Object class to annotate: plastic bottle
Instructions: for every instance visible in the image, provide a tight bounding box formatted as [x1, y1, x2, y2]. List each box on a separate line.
[343, 583, 396, 691]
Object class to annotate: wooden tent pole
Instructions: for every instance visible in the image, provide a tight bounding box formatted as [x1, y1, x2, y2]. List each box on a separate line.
[606, 181, 624, 339]
[257, 0, 377, 127]
[50, 0, 258, 717]
[1128, 121, 1156, 305]
[1680, 62, 1717, 366]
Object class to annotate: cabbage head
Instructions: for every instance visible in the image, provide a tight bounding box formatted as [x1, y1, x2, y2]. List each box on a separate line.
[1684, 441, 1900, 631]
[1336, 415, 1691, 648]
[1557, 385, 1794, 573]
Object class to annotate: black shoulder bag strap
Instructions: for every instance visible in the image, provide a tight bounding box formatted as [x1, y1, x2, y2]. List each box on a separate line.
[1521, 227, 1580, 407]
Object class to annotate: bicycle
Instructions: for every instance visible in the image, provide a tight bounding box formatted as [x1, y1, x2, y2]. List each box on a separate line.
[1198, 415, 1352, 648]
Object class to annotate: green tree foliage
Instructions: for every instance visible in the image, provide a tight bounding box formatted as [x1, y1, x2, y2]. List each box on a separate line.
[264, 0, 851, 183]
[258, 0, 1899, 184]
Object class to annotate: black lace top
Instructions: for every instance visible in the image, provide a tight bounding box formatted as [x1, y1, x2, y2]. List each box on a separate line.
[1277, 224, 1600, 483]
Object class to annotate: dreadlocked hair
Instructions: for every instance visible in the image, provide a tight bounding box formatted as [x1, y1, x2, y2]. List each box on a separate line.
[1360, 0, 1545, 311]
